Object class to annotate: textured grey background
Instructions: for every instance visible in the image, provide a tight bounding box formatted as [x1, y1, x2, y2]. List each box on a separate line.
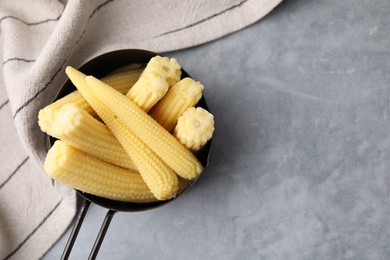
[44, 0, 390, 259]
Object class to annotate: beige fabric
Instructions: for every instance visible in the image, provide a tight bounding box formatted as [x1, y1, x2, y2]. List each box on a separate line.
[0, 0, 282, 258]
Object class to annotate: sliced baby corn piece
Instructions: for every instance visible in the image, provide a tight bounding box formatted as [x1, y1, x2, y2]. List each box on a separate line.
[38, 68, 141, 134]
[174, 107, 214, 152]
[140, 55, 181, 87]
[126, 71, 169, 112]
[38, 91, 95, 135]
[66, 66, 180, 200]
[85, 75, 203, 180]
[150, 77, 204, 133]
[44, 140, 158, 203]
[50, 103, 136, 171]
[125, 56, 182, 112]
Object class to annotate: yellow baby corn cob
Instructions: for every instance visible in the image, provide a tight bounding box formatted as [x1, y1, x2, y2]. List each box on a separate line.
[174, 107, 214, 152]
[125, 56, 182, 111]
[85, 74, 203, 180]
[38, 67, 142, 134]
[65, 67, 116, 123]
[107, 63, 143, 74]
[44, 140, 158, 203]
[101, 67, 144, 94]
[38, 91, 95, 134]
[50, 103, 136, 171]
[140, 55, 182, 87]
[109, 119, 179, 200]
[126, 72, 169, 112]
[150, 77, 204, 133]
[66, 66, 179, 200]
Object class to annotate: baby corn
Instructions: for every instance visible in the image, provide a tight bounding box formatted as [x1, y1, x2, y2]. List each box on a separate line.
[174, 107, 214, 152]
[38, 66, 142, 134]
[126, 72, 169, 112]
[137, 55, 181, 87]
[50, 103, 136, 171]
[101, 67, 144, 94]
[44, 141, 158, 203]
[66, 66, 180, 199]
[126, 56, 182, 112]
[38, 91, 95, 135]
[85, 74, 203, 180]
[109, 119, 179, 200]
[150, 77, 204, 133]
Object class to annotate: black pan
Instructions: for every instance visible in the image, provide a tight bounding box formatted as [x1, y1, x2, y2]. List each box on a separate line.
[46, 49, 212, 259]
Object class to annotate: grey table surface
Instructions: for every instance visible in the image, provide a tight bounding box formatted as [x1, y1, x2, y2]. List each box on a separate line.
[43, 0, 390, 259]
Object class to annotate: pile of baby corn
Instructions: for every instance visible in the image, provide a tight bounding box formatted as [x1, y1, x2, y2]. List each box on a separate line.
[38, 56, 214, 203]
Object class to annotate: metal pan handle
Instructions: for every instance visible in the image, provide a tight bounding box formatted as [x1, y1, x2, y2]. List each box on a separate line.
[88, 209, 116, 260]
[60, 199, 116, 260]
[61, 199, 91, 260]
